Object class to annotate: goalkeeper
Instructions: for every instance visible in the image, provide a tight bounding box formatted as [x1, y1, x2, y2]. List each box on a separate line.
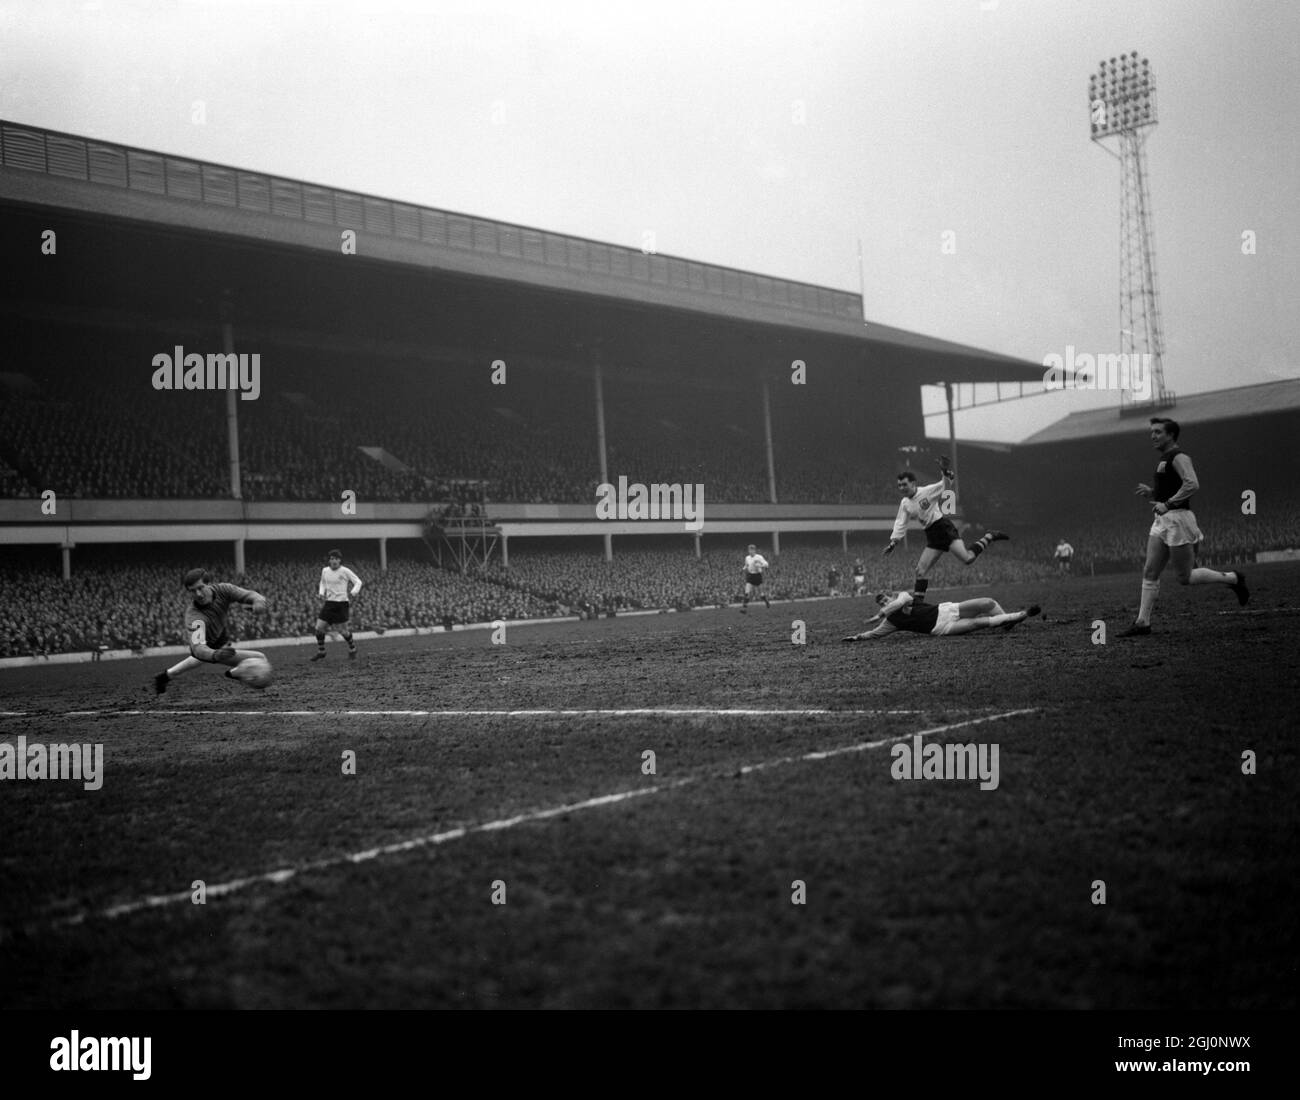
[153, 568, 269, 694]
[882, 455, 1009, 605]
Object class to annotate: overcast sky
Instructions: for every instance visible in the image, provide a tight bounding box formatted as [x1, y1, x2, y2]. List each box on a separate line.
[4, 0, 1296, 441]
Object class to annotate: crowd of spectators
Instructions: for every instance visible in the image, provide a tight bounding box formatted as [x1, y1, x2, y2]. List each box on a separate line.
[1012, 503, 1298, 571]
[1, 541, 1060, 659]
[11, 505, 1300, 660]
[1, 351, 911, 505]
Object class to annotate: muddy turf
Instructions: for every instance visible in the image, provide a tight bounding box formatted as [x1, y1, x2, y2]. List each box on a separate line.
[1, 565, 1296, 1009]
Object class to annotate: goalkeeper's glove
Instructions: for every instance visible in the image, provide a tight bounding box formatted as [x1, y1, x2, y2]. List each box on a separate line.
[882, 540, 899, 557]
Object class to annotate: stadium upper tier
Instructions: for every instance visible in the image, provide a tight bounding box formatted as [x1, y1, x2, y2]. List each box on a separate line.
[0, 337, 907, 503]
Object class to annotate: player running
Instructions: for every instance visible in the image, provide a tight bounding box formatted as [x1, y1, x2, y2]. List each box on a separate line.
[312, 549, 363, 660]
[741, 544, 771, 612]
[842, 590, 1041, 641]
[884, 456, 1008, 604]
[1119, 418, 1249, 636]
[153, 569, 269, 694]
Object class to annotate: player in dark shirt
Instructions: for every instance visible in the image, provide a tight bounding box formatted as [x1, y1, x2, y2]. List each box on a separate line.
[153, 568, 269, 693]
[842, 590, 1040, 640]
[1119, 418, 1249, 636]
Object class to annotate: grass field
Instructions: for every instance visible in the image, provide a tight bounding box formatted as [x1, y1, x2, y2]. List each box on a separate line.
[2, 565, 1297, 1009]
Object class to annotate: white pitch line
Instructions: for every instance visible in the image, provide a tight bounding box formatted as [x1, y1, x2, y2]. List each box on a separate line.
[13, 707, 928, 719]
[1217, 607, 1300, 615]
[30, 707, 1036, 934]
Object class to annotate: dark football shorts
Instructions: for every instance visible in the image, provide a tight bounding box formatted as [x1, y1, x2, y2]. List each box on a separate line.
[745, 572, 764, 587]
[319, 600, 351, 625]
[924, 517, 961, 552]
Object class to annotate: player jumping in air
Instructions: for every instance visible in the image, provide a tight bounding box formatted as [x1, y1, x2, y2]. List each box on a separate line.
[842, 590, 1041, 641]
[741, 544, 771, 612]
[1119, 418, 1249, 636]
[883, 456, 1008, 604]
[153, 569, 269, 693]
[312, 549, 363, 660]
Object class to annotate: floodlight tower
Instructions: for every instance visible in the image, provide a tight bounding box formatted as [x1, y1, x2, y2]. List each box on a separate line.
[1089, 52, 1173, 412]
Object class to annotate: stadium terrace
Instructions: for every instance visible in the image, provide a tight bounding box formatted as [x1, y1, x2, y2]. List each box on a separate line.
[150, 347, 261, 401]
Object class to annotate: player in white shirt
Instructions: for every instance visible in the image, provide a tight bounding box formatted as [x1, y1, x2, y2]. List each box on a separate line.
[1053, 539, 1074, 576]
[842, 590, 1040, 641]
[311, 549, 363, 660]
[741, 544, 771, 612]
[884, 456, 1008, 604]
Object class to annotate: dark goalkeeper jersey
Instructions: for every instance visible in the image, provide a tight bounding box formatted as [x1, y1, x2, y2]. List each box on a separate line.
[184, 582, 256, 647]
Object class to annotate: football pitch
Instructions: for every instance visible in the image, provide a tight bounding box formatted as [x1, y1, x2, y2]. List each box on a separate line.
[2, 566, 1297, 1009]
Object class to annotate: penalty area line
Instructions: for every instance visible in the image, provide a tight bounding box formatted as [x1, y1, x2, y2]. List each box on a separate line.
[25, 707, 1036, 936]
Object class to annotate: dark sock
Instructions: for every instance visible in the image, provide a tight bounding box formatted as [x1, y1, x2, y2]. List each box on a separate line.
[343, 633, 355, 650]
[315, 633, 326, 652]
[912, 578, 929, 603]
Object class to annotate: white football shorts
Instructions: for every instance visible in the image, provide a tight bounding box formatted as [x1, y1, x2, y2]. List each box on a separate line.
[1149, 508, 1203, 548]
[930, 602, 962, 636]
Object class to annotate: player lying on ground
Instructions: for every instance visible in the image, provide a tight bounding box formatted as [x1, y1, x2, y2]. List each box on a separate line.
[884, 455, 1008, 605]
[1120, 417, 1249, 636]
[153, 569, 269, 693]
[842, 590, 1041, 641]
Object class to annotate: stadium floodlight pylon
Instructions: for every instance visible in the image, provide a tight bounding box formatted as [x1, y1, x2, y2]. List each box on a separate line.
[1089, 51, 1174, 414]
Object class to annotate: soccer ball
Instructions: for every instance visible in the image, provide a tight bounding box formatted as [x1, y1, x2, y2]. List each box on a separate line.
[232, 656, 274, 689]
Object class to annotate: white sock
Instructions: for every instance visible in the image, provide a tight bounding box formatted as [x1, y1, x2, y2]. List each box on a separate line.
[166, 656, 204, 677]
[1138, 579, 1159, 624]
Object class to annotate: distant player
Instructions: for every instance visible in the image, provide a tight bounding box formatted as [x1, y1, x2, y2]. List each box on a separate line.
[1120, 418, 1249, 636]
[312, 549, 363, 660]
[741, 544, 771, 612]
[154, 569, 269, 694]
[828, 563, 842, 597]
[842, 590, 1040, 641]
[852, 558, 867, 597]
[1054, 538, 1075, 576]
[884, 456, 1008, 604]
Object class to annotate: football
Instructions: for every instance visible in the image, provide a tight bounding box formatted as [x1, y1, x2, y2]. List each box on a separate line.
[232, 656, 274, 689]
